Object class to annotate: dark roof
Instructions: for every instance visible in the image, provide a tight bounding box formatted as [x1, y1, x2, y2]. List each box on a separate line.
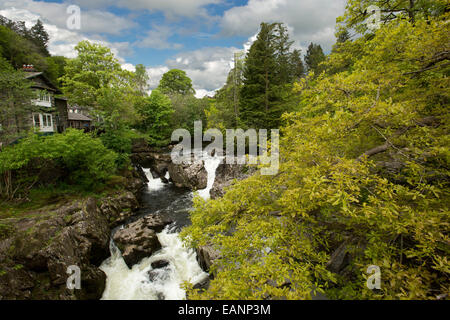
[23, 71, 62, 94]
[68, 113, 92, 121]
[23, 72, 44, 79]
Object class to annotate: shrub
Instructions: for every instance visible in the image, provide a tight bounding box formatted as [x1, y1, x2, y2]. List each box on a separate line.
[0, 129, 118, 199]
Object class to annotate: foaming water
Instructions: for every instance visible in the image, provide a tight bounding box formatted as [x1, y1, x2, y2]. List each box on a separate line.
[100, 226, 207, 300]
[100, 153, 222, 300]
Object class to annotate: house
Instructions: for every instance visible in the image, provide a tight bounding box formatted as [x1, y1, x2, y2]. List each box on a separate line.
[67, 104, 93, 131]
[23, 65, 68, 134]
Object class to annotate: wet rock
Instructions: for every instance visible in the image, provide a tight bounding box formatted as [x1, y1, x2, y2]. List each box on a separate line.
[210, 162, 256, 199]
[151, 260, 170, 269]
[113, 215, 172, 268]
[168, 160, 207, 190]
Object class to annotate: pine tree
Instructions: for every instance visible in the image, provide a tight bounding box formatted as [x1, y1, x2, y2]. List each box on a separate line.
[240, 23, 277, 129]
[273, 23, 294, 84]
[289, 49, 305, 80]
[30, 20, 50, 56]
[304, 42, 326, 75]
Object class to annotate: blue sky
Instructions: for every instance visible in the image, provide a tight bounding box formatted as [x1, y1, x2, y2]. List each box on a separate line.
[0, 0, 347, 96]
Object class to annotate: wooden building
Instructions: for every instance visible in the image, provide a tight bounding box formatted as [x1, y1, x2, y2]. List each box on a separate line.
[23, 65, 68, 133]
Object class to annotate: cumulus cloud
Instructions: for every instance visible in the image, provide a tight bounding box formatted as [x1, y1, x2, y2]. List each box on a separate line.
[135, 25, 183, 50]
[72, 0, 222, 19]
[221, 0, 346, 52]
[146, 65, 170, 89]
[166, 46, 238, 92]
[0, 0, 136, 35]
[0, 6, 132, 61]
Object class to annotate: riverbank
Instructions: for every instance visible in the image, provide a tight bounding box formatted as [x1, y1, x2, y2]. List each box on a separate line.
[0, 168, 145, 300]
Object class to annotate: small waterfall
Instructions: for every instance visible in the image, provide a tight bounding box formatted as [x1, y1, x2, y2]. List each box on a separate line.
[100, 226, 207, 300]
[198, 153, 223, 200]
[100, 153, 222, 300]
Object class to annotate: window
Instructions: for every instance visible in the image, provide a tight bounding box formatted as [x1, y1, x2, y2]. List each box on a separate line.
[33, 114, 41, 128]
[44, 114, 52, 127]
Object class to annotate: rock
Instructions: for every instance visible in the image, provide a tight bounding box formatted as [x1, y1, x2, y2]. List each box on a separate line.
[0, 169, 146, 300]
[193, 275, 211, 292]
[210, 162, 257, 199]
[151, 260, 170, 269]
[113, 215, 172, 268]
[168, 160, 207, 190]
[196, 245, 221, 273]
[326, 241, 350, 274]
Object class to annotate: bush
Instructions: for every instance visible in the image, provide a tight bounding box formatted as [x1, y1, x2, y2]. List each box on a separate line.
[0, 129, 118, 198]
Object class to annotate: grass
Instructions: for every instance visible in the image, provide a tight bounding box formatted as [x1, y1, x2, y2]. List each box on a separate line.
[0, 175, 130, 220]
[0, 185, 99, 220]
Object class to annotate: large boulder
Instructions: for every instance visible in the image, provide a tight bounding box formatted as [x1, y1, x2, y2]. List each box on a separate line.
[0, 170, 146, 300]
[130, 139, 172, 180]
[168, 160, 208, 190]
[113, 215, 172, 269]
[210, 162, 257, 199]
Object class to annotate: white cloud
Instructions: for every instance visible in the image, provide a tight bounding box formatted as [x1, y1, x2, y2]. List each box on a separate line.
[0, 6, 132, 61]
[0, 0, 136, 35]
[135, 25, 183, 50]
[72, 0, 222, 19]
[166, 46, 238, 92]
[221, 0, 346, 52]
[195, 89, 216, 99]
[146, 65, 170, 89]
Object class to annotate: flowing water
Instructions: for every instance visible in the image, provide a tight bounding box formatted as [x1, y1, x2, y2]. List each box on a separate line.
[100, 153, 222, 300]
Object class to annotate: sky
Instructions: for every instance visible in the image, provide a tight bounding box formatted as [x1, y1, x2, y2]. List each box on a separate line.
[0, 0, 347, 97]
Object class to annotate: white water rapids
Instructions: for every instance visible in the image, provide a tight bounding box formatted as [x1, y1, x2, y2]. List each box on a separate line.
[100, 153, 222, 300]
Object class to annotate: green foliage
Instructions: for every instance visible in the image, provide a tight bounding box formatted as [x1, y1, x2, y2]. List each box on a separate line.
[137, 89, 175, 146]
[169, 94, 209, 135]
[240, 22, 303, 129]
[61, 41, 136, 118]
[0, 129, 118, 198]
[0, 25, 47, 71]
[0, 69, 34, 144]
[183, 12, 450, 300]
[134, 64, 150, 96]
[158, 69, 195, 96]
[45, 56, 67, 87]
[304, 42, 326, 75]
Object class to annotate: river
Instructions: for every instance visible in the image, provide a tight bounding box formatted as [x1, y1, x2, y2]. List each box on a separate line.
[99, 153, 222, 300]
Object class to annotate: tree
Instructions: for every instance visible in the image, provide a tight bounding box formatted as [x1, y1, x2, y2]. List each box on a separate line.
[304, 43, 326, 75]
[240, 22, 298, 129]
[0, 25, 47, 71]
[45, 56, 67, 86]
[289, 49, 305, 80]
[134, 64, 150, 96]
[30, 20, 50, 56]
[183, 12, 450, 300]
[273, 23, 294, 84]
[60, 41, 135, 118]
[0, 69, 34, 145]
[240, 22, 277, 129]
[137, 89, 174, 145]
[339, 0, 449, 34]
[158, 69, 195, 96]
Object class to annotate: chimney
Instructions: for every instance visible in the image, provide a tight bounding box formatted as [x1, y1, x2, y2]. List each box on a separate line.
[22, 64, 35, 72]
